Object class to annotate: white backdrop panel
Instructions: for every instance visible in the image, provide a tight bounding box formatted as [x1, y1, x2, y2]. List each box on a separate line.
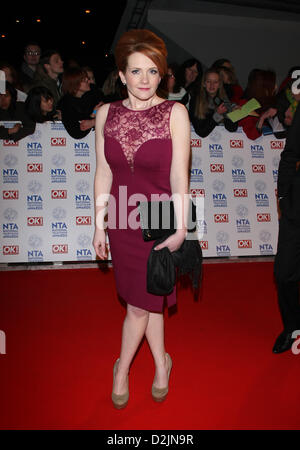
[0, 122, 283, 262]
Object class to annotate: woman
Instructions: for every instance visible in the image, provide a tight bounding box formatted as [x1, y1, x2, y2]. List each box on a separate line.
[189, 68, 238, 137]
[93, 29, 191, 408]
[163, 63, 187, 102]
[25, 86, 60, 123]
[257, 78, 300, 138]
[218, 66, 244, 104]
[175, 58, 203, 108]
[212, 58, 243, 104]
[0, 61, 27, 102]
[101, 68, 126, 103]
[0, 81, 35, 141]
[57, 67, 104, 139]
[239, 69, 277, 140]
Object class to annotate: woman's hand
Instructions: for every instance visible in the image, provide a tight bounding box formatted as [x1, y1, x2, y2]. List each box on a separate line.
[154, 229, 186, 253]
[90, 102, 104, 118]
[8, 123, 22, 135]
[257, 107, 277, 129]
[93, 228, 107, 259]
[216, 103, 227, 115]
[80, 119, 95, 131]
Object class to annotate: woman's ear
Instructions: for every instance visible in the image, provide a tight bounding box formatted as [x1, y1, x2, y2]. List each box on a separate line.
[119, 71, 126, 86]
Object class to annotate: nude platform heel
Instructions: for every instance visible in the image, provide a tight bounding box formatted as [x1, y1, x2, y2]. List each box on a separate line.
[152, 353, 172, 402]
[111, 358, 129, 409]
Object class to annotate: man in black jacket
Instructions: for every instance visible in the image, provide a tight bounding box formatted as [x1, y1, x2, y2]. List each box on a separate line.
[273, 103, 300, 353]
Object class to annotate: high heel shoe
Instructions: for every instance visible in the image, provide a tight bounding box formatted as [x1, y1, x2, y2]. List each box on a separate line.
[111, 358, 129, 409]
[152, 353, 172, 402]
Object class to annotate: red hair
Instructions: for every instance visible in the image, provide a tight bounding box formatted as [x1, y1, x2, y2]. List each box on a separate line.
[62, 68, 88, 96]
[115, 29, 168, 77]
[244, 69, 276, 111]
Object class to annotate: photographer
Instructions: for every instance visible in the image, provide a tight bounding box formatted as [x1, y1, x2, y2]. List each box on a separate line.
[189, 68, 238, 138]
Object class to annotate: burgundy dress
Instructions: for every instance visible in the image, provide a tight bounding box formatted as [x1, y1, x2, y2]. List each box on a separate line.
[104, 99, 176, 312]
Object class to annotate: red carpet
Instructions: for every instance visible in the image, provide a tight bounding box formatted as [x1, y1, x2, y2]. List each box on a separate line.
[0, 261, 300, 430]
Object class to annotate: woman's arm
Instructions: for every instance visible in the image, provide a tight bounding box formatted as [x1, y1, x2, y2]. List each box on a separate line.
[190, 113, 217, 138]
[93, 103, 113, 259]
[60, 101, 91, 139]
[155, 102, 191, 252]
[224, 116, 238, 132]
[239, 114, 262, 140]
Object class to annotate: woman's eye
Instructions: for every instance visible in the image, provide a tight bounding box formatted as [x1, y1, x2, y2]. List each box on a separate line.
[150, 69, 158, 74]
[132, 70, 139, 74]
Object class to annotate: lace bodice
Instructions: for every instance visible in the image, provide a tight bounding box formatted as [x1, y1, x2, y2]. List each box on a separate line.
[104, 100, 174, 171]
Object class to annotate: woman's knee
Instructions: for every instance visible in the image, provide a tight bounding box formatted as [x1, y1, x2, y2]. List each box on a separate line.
[127, 304, 149, 319]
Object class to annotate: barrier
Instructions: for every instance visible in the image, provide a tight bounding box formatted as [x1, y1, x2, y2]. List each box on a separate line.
[191, 125, 283, 257]
[0, 122, 284, 262]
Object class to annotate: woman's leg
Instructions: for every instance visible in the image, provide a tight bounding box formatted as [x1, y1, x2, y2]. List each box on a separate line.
[113, 304, 149, 395]
[145, 312, 170, 388]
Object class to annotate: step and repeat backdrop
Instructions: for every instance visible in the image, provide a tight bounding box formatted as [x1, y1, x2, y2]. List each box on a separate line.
[0, 121, 284, 262]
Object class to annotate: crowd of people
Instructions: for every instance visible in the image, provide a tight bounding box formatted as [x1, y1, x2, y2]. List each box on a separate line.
[0, 40, 299, 142]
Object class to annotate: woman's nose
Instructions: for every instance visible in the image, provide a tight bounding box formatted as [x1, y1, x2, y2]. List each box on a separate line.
[141, 72, 149, 83]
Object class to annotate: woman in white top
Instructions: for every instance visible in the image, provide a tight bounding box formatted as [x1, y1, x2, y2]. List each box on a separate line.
[0, 62, 27, 102]
[166, 63, 187, 102]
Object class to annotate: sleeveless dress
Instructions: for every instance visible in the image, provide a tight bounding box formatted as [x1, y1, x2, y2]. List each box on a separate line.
[104, 99, 176, 312]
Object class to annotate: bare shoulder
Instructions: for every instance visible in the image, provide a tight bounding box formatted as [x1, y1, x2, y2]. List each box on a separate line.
[170, 102, 190, 134]
[170, 101, 189, 122]
[95, 103, 111, 130]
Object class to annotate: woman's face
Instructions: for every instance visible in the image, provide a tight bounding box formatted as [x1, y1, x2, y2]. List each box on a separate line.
[167, 68, 176, 92]
[40, 96, 54, 114]
[86, 70, 95, 85]
[119, 52, 161, 101]
[77, 76, 91, 95]
[0, 90, 12, 110]
[204, 73, 220, 97]
[185, 63, 199, 86]
[220, 69, 230, 84]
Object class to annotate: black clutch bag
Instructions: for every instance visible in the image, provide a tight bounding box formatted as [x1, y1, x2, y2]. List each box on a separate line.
[138, 199, 196, 242]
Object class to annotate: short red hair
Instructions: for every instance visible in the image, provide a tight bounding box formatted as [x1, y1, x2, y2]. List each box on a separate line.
[115, 29, 168, 77]
[62, 68, 88, 96]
